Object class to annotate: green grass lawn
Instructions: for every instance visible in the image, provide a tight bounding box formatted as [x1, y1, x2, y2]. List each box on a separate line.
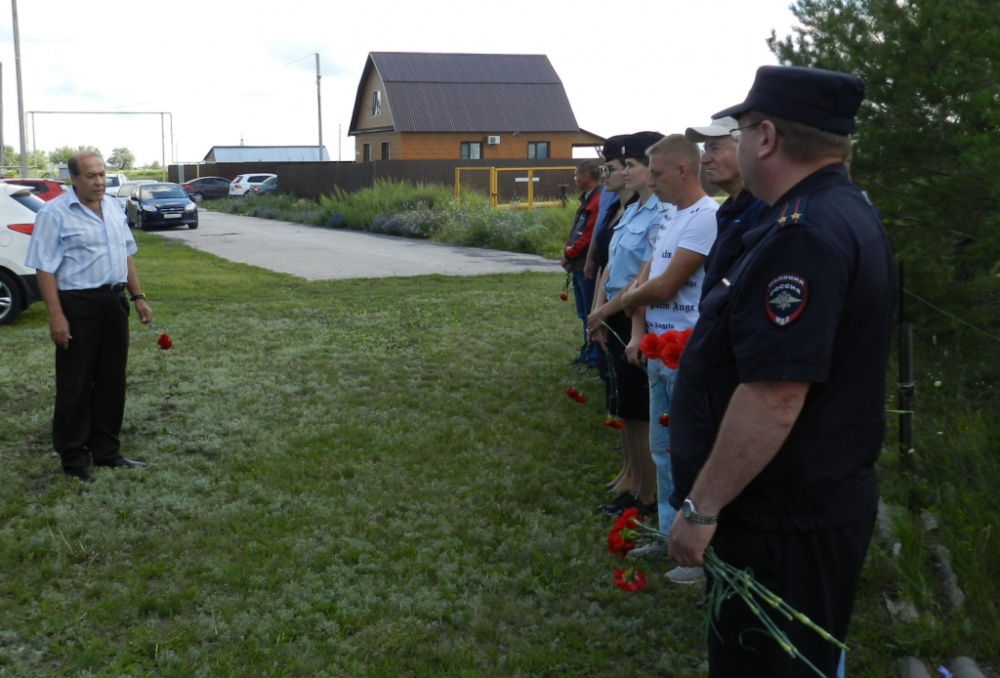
[1, 233, 709, 677]
[1, 232, 996, 676]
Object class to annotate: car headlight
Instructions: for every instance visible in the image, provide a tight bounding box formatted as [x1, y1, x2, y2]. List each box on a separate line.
[141, 204, 158, 212]
[184, 203, 197, 212]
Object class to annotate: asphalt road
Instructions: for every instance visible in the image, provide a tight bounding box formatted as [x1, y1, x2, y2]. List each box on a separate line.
[149, 211, 563, 281]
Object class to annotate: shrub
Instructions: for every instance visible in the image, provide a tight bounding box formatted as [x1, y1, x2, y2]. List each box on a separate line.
[204, 179, 575, 258]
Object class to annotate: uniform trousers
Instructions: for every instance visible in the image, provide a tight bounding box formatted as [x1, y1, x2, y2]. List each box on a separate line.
[53, 289, 130, 469]
[707, 515, 876, 678]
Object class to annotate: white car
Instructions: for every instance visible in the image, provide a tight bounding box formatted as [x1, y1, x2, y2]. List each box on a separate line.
[115, 180, 157, 210]
[229, 173, 277, 197]
[0, 183, 46, 324]
[104, 173, 130, 198]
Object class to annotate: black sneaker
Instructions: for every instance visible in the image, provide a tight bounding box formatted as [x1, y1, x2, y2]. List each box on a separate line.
[597, 492, 637, 516]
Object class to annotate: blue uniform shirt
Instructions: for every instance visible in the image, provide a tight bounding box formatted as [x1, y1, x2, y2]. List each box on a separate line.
[604, 194, 662, 299]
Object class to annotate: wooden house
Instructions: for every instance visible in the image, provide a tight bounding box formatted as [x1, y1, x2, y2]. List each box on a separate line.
[348, 52, 603, 162]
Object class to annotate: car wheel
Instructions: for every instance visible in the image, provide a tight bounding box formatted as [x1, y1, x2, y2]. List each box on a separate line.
[0, 270, 24, 325]
[138, 214, 150, 231]
[192, 192, 204, 203]
[189, 221, 198, 230]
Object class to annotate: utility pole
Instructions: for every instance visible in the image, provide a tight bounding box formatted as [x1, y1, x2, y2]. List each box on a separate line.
[12, 0, 29, 177]
[316, 53, 323, 161]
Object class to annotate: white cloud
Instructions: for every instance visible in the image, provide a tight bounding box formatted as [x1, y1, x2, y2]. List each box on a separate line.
[1, 0, 801, 168]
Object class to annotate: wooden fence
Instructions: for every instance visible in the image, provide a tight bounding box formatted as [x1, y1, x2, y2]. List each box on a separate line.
[169, 158, 581, 204]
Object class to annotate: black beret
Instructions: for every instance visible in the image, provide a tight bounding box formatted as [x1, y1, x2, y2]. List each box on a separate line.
[621, 131, 665, 160]
[601, 135, 629, 162]
[714, 66, 865, 134]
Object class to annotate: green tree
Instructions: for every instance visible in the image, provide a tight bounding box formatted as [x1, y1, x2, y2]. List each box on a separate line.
[107, 147, 135, 171]
[769, 0, 1000, 334]
[49, 145, 102, 166]
[5, 149, 52, 174]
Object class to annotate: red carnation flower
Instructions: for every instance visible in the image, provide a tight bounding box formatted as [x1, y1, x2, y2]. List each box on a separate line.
[607, 509, 643, 559]
[613, 567, 647, 592]
[157, 333, 173, 351]
[615, 507, 642, 528]
[574, 395, 587, 403]
[603, 418, 625, 430]
[638, 332, 660, 360]
[658, 414, 670, 427]
[607, 528, 632, 558]
[559, 293, 569, 301]
[565, 388, 580, 399]
[652, 328, 694, 369]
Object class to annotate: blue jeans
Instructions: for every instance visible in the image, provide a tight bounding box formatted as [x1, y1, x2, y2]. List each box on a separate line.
[648, 359, 677, 534]
[571, 271, 597, 363]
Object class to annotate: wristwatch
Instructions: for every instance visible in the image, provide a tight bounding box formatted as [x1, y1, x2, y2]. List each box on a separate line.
[681, 498, 718, 525]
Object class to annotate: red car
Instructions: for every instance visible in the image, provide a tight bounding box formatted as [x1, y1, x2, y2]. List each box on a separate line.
[1, 178, 69, 202]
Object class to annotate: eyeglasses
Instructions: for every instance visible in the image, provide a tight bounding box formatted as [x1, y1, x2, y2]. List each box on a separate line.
[729, 122, 762, 141]
[598, 165, 610, 176]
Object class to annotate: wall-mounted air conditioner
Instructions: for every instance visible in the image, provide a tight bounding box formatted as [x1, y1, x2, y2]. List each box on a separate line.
[487, 136, 501, 145]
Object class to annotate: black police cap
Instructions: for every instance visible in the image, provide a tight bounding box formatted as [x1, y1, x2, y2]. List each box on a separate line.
[714, 66, 865, 135]
[601, 135, 629, 162]
[621, 131, 665, 160]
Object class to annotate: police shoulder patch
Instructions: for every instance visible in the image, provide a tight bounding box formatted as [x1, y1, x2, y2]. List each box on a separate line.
[765, 274, 808, 326]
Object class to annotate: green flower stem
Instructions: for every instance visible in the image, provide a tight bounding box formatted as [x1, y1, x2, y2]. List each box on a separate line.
[620, 522, 848, 675]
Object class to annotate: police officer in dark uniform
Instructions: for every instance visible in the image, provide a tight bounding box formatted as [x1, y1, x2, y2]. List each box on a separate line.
[666, 66, 896, 677]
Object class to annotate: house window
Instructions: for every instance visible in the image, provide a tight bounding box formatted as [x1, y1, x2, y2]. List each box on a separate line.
[527, 141, 549, 159]
[381, 142, 390, 160]
[372, 91, 382, 116]
[460, 142, 482, 160]
[363, 143, 372, 162]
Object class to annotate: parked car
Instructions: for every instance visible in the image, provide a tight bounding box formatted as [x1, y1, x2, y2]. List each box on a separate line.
[251, 176, 278, 196]
[229, 173, 277, 197]
[115, 180, 157, 210]
[182, 176, 232, 202]
[0, 183, 46, 324]
[125, 183, 198, 231]
[105, 173, 130, 197]
[1, 178, 68, 202]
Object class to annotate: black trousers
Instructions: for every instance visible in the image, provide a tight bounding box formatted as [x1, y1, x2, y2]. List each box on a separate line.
[707, 515, 876, 678]
[53, 289, 130, 469]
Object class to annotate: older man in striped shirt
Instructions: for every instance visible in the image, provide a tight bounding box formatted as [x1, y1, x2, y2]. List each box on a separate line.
[26, 152, 152, 482]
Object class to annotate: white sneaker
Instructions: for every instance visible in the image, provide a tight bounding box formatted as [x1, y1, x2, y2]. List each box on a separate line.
[664, 566, 705, 584]
[626, 542, 668, 560]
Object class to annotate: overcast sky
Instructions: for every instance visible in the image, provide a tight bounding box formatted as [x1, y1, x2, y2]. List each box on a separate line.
[0, 0, 801, 168]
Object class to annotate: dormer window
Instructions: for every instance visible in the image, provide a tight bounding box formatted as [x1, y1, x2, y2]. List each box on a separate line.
[372, 91, 382, 116]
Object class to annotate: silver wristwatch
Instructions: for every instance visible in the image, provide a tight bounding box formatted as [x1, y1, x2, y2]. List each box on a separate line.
[681, 498, 718, 525]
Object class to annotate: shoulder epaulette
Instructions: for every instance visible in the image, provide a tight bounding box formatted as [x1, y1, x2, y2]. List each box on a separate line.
[775, 195, 809, 228]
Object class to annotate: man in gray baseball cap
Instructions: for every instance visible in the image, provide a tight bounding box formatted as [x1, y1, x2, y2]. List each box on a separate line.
[683, 116, 766, 297]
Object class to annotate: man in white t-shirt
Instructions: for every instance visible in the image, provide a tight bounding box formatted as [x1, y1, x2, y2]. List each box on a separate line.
[620, 135, 717, 582]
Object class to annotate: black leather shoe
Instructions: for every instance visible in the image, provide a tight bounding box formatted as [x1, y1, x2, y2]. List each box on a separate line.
[63, 467, 94, 483]
[636, 500, 658, 517]
[597, 492, 637, 515]
[96, 457, 148, 469]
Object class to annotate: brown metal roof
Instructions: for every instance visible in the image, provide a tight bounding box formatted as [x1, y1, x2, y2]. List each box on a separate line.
[349, 52, 580, 134]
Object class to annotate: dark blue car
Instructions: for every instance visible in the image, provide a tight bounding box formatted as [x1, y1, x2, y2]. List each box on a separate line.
[126, 182, 199, 231]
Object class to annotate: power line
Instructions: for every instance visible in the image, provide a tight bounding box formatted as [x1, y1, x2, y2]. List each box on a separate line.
[901, 286, 1000, 344]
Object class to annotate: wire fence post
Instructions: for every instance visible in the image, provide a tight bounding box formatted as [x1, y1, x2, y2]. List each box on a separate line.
[897, 260, 915, 472]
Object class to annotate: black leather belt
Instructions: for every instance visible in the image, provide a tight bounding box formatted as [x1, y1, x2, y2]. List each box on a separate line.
[75, 283, 127, 294]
